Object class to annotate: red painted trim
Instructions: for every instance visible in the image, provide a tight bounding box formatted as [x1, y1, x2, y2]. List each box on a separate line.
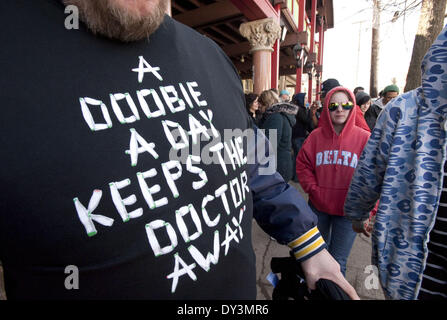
[298, 0, 305, 32]
[296, 0, 306, 93]
[229, 0, 279, 20]
[296, 68, 302, 94]
[308, 0, 317, 103]
[308, 77, 313, 103]
[309, 0, 317, 55]
[271, 4, 281, 89]
[319, 23, 324, 66]
[316, 20, 324, 100]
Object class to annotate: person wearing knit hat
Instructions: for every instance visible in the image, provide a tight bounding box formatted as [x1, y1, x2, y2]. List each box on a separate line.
[356, 91, 375, 131]
[279, 89, 291, 102]
[382, 84, 399, 106]
[355, 91, 371, 115]
[364, 84, 399, 130]
[319, 78, 341, 101]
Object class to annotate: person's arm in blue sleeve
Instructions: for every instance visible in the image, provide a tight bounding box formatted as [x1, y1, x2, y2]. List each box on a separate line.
[344, 102, 395, 229]
[247, 126, 326, 262]
[247, 126, 359, 299]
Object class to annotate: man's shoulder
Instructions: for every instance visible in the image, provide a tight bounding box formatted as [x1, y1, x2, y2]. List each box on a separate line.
[167, 16, 222, 50]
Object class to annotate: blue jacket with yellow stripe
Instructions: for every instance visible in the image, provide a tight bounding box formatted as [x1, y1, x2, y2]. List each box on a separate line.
[248, 126, 326, 262]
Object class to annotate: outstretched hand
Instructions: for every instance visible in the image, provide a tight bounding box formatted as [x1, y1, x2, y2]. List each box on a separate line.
[300, 249, 360, 300]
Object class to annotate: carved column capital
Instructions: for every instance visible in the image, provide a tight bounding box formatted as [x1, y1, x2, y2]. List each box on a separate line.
[239, 18, 281, 53]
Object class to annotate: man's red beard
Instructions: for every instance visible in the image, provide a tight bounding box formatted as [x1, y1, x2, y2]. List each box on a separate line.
[63, 0, 167, 42]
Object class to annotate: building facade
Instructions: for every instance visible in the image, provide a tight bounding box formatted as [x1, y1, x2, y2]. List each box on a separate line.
[170, 0, 333, 102]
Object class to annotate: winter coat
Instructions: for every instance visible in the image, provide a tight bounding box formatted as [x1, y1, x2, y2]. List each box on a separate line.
[296, 87, 370, 216]
[363, 103, 382, 131]
[259, 102, 298, 182]
[344, 25, 447, 300]
[291, 93, 313, 139]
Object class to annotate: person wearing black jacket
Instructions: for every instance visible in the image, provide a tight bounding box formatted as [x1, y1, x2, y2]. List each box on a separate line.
[258, 90, 298, 183]
[0, 0, 358, 300]
[363, 84, 399, 131]
[244, 93, 259, 127]
[290, 93, 313, 182]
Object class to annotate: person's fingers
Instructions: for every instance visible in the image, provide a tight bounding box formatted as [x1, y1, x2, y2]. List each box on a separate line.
[362, 223, 372, 237]
[361, 227, 371, 237]
[306, 277, 317, 290]
[353, 222, 371, 236]
[335, 276, 360, 300]
[301, 249, 361, 299]
[318, 269, 360, 300]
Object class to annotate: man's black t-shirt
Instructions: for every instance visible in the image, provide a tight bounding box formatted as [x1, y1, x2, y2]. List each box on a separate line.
[0, 1, 256, 299]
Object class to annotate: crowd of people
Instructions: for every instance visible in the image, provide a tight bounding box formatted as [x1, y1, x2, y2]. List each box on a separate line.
[244, 80, 390, 277]
[0, 0, 445, 302]
[244, 39, 446, 299]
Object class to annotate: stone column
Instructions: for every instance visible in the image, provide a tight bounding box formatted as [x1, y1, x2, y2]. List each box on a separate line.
[239, 18, 281, 95]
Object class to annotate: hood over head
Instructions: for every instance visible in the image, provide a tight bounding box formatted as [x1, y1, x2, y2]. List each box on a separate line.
[420, 24, 447, 116]
[318, 86, 357, 138]
[292, 93, 306, 108]
[264, 102, 299, 116]
[263, 102, 298, 127]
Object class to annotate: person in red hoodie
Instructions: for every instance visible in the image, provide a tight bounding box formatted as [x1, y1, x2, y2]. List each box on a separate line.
[296, 86, 370, 275]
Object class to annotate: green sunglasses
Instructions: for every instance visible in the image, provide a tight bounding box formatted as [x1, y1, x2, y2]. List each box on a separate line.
[328, 101, 354, 112]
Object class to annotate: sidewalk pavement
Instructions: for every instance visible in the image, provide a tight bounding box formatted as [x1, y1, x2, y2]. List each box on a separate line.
[252, 181, 385, 300]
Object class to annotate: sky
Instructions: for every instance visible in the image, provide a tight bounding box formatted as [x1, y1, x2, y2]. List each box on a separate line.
[322, 0, 422, 96]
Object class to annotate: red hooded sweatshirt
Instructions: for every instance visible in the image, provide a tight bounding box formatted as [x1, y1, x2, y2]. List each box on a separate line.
[296, 86, 370, 216]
